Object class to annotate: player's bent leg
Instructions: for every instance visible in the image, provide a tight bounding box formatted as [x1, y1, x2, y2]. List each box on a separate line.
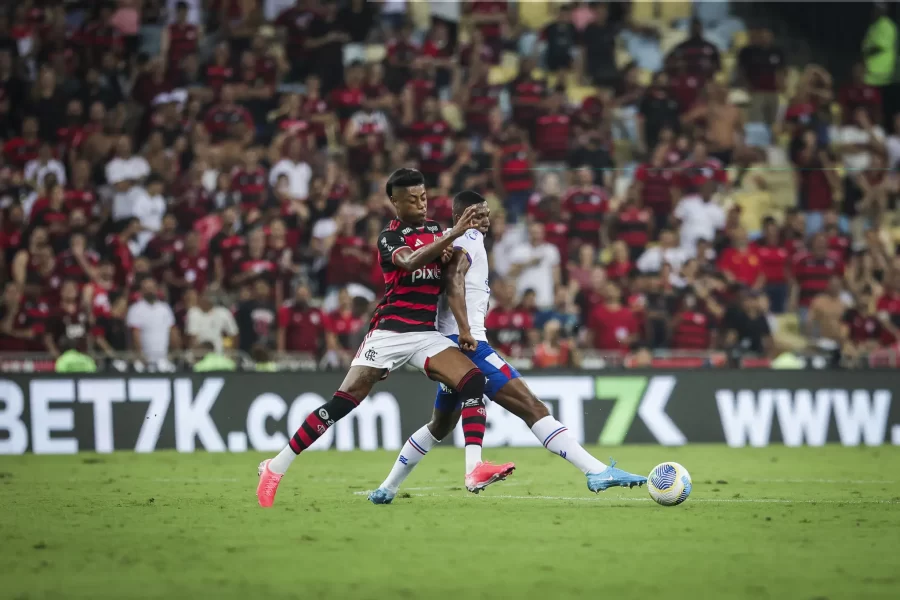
[491, 378, 647, 492]
[258, 366, 384, 507]
[369, 405, 460, 505]
[425, 348, 515, 493]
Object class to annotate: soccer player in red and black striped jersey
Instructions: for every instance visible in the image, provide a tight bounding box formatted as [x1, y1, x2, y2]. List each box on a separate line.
[257, 169, 511, 507]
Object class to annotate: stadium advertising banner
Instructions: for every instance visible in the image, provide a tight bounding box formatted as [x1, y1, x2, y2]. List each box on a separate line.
[0, 371, 899, 454]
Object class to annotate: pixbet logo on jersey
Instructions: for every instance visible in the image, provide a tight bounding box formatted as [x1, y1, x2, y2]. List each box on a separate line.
[411, 265, 441, 282]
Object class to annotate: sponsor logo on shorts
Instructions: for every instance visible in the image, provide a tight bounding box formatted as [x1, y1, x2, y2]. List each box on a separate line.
[439, 383, 452, 393]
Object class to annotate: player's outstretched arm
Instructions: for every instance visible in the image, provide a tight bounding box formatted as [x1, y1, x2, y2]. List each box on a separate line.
[446, 249, 477, 352]
[393, 205, 482, 272]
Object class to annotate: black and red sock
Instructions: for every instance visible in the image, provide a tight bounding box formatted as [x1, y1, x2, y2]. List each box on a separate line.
[457, 369, 487, 446]
[289, 391, 360, 454]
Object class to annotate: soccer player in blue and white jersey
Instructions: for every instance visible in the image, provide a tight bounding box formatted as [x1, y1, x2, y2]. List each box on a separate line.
[369, 191, 647, 504]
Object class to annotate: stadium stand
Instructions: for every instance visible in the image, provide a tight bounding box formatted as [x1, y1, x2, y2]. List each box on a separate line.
[1, 0, 899, 373]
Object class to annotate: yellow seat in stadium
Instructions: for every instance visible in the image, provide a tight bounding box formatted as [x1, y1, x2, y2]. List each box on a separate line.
[518, 1, 552, 30]
[659, 1, 693, 24]
[776, 313, 800, 336]
[566, 85, 598, 106]
[732, 191, 772, 232]
[407, 1, 430, 31]
[630, 0, 658, 26]
[732, 30, 749, 52]
[364, 44, 386, 63]
[488, 52, 520, 85]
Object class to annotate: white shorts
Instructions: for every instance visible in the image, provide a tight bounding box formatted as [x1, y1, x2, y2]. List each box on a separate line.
[351, 329, 457, 373]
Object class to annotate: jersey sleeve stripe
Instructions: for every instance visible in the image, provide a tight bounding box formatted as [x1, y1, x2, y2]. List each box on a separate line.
[455, 246, 473, 264]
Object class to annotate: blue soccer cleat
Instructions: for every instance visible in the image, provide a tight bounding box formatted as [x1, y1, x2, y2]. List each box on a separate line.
[368, 488, 396, 505]
[586, 459, 648, 492]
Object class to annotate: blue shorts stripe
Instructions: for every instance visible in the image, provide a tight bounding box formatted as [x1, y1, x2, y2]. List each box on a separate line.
[433, 336, 521, 412]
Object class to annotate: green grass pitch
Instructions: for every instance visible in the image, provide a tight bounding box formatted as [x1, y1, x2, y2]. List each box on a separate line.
[2, 445, 899, 600]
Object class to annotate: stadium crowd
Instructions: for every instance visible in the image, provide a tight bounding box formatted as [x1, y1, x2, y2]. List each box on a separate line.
[1, 0, 900, 372]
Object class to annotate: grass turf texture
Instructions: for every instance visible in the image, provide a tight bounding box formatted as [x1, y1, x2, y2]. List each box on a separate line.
[2, 445, 899, 600]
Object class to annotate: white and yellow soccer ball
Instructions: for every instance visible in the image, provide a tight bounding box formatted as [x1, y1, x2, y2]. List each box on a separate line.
[647, 462, 692, 506]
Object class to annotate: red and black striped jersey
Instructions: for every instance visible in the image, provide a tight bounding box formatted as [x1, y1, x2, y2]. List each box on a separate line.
[791, 252, 844, 307]
[371, 219, 445, 333]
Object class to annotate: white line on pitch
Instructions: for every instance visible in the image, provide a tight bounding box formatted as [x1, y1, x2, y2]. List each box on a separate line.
[153, 478, 240, 483]
[353, 491, 899, 504]
[742, 479, 897, 484]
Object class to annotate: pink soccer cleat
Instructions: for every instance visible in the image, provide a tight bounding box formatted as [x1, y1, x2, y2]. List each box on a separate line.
[465, 461, 516, 494]
[256, 459, 284, 507]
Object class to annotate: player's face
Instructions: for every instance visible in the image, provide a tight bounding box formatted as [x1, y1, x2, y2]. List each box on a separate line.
[393, 184, 427, 225]
[472, 202, 490, 234]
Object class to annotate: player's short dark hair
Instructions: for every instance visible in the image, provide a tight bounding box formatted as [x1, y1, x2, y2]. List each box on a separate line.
[385, 168, 425, 199]
[452, 190, 486, 216]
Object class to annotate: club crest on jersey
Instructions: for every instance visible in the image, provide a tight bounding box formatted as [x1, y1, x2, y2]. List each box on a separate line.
[466, 230, 478, 240]
[411, 265, 441, 282]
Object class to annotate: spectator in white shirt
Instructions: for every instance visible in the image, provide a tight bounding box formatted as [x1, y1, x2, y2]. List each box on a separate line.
[186, 291, 239, 353]
[673, 182, 726, 254]
[126, 278, 180, 363]
[269, 137, 312, 200]
[509, 223, 561, 309]
[490, 217, 527, 278]
[131, 174, 169, 254]
[637, 229, 689, 273]
[108, 136, 151, 222]
[24, 143, 66, 188]
[106, 135, 151, 186]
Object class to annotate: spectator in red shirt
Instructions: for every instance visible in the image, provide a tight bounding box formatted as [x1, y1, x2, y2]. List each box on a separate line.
[534, 87, 572, 162]
[277, 282, 325, 356]
[877, 271, 900, 331]
[485, 279, 534, 357]
[791, 128, 839, 227]
[750, 217, 791, 313]
[738, 26, 785, 127]
[790, 232, 845, 318]
[4, 115, 40, 168]
[631, 143, 677, 232]
[107, 217, 141, 290]
[838, 62, 883, 126]
[666, 18, 721, 81]
[44, 279, 91, 357]
[841, 287, 897, 361]
[532, 319, 577, 369]
[562, 165, 610, 247]
[718, 227, 764, 289]
[588, 282, 641, 352]
[323, 287, 364, 366]
[670, 290, 716, 351]
[204, 84, 254, 144]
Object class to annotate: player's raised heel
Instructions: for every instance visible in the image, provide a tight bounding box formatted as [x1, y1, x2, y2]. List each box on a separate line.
[256, 459, 284, 508]
[586, 459, 648, 493]
[368, 488, 396, 505]
[465, 461, 516, 494]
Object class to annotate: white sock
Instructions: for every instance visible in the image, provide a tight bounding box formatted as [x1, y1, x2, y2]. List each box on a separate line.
[531, 416, 608, 475]
[465, 445, 482, 474]
[379, 425, 440, 493]
[269, 445, 297, 474]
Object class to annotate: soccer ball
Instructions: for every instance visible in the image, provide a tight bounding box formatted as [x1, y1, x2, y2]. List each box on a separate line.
[647, 462, 692, 506]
